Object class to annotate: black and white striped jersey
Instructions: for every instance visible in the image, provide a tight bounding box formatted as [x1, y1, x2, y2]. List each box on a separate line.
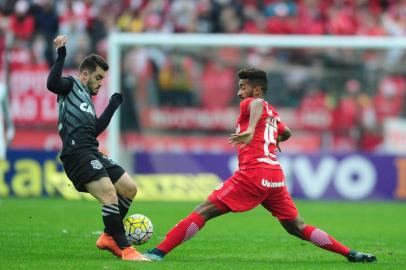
[57, 77, 99, 157]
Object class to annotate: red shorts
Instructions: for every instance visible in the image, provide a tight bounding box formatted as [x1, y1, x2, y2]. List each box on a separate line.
[208, 168, 298, 220]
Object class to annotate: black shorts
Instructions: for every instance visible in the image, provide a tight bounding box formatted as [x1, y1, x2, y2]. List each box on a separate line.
[61, 151, 125, 192]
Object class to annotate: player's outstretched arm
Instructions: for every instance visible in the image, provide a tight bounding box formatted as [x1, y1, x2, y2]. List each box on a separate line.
[95, 93, 123, 137]
[46, 35, 73, 95]
[228, 99, 263, 148]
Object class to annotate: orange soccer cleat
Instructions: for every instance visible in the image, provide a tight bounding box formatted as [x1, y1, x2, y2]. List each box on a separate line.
[122, 246, 150, 261]
[96, 233, 122, 257]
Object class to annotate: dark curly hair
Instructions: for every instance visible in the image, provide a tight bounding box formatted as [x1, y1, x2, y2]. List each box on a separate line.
[79, 54, 109, 73]
[238, 68, 268, 93]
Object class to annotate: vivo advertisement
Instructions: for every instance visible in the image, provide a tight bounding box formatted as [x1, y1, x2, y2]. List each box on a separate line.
[135, 152, 406, 201]
[1, 150, 406, 200]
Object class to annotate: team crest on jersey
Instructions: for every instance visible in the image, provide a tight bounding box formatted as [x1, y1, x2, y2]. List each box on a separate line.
[90, 160, 103, 170]
[80, 103, 95, 116]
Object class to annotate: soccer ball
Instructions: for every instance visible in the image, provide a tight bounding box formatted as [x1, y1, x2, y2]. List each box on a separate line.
[124, 214, 153, 245]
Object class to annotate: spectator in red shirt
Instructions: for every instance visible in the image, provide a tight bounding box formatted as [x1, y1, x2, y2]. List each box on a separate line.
[298, 82, 333, 131]
[242, 4, 267, 34]
[357, 9, 386, 36]
[9, 0, 35, 40]
[374, 77, 405, 124]
[333, 79, 361, 131]
[201, 60, 235, 109]
[331, 79, 363, 150]
[327, 3, 357, 35]
[296, 0, 327, 35]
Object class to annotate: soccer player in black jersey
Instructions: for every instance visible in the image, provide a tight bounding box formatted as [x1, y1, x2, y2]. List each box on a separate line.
[46, 35, 148, 261]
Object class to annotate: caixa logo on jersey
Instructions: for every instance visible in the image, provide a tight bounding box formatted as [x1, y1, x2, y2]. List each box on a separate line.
[80, 103, 95, 116]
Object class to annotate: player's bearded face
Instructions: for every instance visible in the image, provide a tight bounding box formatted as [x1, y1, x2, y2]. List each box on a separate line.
[87, 66, 106, 96]
[238, 79, 254, 101]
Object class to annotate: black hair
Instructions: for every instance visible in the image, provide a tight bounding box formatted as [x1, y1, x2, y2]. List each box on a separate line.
[79, 54, 109, 73]
[238, 68, 268, 93]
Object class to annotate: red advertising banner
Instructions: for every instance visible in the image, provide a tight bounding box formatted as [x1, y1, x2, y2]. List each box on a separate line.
[9, 67, 109, 126]
[140, 107, 239, 130]
[123, 133, 320, 153]
[139, 107, 332, 131]
[11, 130, 320, 153]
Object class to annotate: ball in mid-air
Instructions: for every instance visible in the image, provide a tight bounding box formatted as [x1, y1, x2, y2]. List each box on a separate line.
[124, 214, 153, 245]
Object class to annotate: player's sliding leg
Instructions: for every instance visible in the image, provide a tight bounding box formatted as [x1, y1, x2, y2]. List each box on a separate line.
[146, 211, 206, 261]
[144, 200, 228, 261]
[98, 203, 148, 261]
[96, 173, 139, 258]
[99, 194, 134, 257]
[97, 194, 133, 255]
[87, 177, 149, 261]
[280, 217, 376, 263]
[262, 186, 376, 263]
[303, 224, 376, 262]
[96, 204, 126, 257]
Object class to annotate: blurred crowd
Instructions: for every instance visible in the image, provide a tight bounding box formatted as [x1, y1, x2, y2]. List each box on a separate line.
[2, 0, 406, 65]
[1, 0, 406, 151]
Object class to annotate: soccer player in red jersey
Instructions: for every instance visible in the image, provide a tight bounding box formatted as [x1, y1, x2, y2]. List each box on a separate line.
[144, 68, 376, 263]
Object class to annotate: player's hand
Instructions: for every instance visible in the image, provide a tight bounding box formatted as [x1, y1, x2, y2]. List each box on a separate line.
[227, 130, 254, 149]
[110, 93, 123, 107]
[276, 140, 282, 152]
[54, 35, 68, 49]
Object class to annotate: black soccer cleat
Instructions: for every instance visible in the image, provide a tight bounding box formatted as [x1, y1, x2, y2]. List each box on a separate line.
[143, 248, 166, 261]
[347, 250, 377, 263]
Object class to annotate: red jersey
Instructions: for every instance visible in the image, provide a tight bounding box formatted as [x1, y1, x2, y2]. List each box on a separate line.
[236, 97, 286, 170]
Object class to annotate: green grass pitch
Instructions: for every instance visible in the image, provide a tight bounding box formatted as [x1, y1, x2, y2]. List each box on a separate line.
[0, 198, 405, 270]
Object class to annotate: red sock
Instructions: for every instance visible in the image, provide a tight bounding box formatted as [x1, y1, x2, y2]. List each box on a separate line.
[157, 212, 205, 254]
[302, 225, 350, 257]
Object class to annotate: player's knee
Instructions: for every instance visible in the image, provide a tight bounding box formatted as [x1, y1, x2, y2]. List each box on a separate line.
[286, 226, 302, 238]
[121, 180, 138, 199]
[114, 173, 138, 199]
[293, 219, 306, 237]
[127, 184, 138, 199]
[281, 218, 304, 238]
[297, 222, 306, 232]
[195, 200, 224, 221]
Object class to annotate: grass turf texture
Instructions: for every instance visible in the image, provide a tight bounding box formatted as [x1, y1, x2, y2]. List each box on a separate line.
[0, 198, 405, 270]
